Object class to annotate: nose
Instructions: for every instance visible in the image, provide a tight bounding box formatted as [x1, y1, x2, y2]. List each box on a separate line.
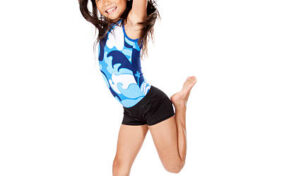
[103, 0, 111, 6]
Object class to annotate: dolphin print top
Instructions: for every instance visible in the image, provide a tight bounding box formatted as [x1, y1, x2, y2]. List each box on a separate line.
[97, 19, 151, 108]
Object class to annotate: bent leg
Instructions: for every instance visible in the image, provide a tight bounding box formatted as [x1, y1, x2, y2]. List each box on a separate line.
[149, 76, 196, 173]
[148, 104, 187, 173]
[113, 124, 148, 176]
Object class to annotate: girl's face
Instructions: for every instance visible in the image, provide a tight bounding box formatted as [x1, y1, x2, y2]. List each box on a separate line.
[96, 0, 127, 21]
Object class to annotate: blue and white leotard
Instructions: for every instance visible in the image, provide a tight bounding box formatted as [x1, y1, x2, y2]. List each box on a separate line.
[97, 19, 151, 108]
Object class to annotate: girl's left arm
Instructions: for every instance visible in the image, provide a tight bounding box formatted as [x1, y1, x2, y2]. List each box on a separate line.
[128, 0, 148, 24]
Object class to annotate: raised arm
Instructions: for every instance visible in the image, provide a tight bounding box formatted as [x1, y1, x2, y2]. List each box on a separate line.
[128, 0, 148, 24]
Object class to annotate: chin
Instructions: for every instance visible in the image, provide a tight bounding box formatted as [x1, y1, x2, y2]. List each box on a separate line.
[108, 15, 119, 20]
[105, 8, 124, 21]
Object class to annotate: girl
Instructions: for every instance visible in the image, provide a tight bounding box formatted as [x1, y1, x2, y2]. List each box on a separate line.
[78, 0, 197, 175]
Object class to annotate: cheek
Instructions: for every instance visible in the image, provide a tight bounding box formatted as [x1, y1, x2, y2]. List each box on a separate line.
[95, 2, 103, 13]
[117, 0, 127, 9]
[119, 1, 127, 13]
[97, 5, 105, 16]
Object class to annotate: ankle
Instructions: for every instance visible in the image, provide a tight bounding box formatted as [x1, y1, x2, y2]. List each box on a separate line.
[173, 102, 187, 110]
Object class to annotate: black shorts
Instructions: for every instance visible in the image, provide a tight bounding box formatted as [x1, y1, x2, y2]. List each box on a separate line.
[122, 85, 175, 126]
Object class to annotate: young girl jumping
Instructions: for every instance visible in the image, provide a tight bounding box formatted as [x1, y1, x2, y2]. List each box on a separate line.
[79, 0, 197, 175]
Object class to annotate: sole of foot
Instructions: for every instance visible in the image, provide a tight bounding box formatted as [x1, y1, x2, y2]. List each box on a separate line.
[170, 76, 197, 107]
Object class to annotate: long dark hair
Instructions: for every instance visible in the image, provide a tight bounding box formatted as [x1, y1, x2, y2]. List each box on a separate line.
[78, 0, 160, 60]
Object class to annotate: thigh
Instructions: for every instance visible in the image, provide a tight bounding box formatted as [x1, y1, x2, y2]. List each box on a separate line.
[113, 124, 149, 167]
[148, 115, 181, 168]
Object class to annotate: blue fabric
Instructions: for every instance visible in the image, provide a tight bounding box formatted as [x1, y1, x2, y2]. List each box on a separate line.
[98, 19, 151, 108]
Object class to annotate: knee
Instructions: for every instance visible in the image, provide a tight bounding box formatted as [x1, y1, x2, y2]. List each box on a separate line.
[164, 160, 185, 174]
[112, 159, 130, 176]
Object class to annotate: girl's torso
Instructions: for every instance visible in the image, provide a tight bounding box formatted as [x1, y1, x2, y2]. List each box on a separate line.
[97, 19, 151, 108]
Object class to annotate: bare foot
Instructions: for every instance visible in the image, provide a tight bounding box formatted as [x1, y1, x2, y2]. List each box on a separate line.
[170, 76, 197, 107]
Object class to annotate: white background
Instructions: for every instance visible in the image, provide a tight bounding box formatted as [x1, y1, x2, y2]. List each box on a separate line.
[0, 0, 284, 175]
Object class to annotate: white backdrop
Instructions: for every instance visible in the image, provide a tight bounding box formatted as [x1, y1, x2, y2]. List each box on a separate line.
[0, 0, 284, 175]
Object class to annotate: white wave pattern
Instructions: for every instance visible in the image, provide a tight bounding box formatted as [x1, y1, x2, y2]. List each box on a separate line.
[140, 82, 151, 95]
[106, 25, 124, 51]
[108, 74, 137, 94]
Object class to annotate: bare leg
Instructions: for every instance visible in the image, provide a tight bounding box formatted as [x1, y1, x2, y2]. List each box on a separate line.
[170, 76, 197, 162]
[148, 76, 197, 173]
[112, 124, 148, 176]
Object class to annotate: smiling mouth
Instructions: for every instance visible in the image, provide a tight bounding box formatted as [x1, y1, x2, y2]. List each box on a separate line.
[105, 6, 117, 15]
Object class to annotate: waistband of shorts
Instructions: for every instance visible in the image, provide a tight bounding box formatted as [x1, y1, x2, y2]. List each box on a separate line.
[123, 85, 154, 110]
